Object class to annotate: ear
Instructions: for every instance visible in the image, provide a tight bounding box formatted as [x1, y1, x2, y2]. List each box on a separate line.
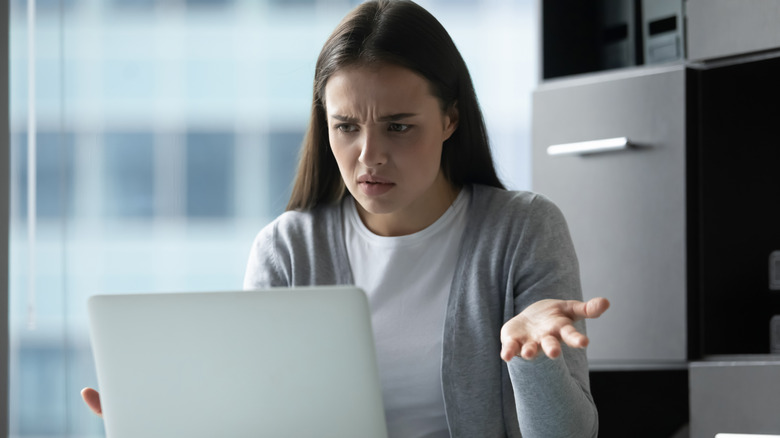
[442, 101, 459, 142]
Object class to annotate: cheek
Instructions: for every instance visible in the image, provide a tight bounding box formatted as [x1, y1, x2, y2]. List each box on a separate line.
[328, 134, 355, 173]
[402, 134, 444, 171]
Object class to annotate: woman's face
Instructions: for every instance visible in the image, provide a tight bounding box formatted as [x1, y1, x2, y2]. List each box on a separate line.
[324, 63, 458, 236]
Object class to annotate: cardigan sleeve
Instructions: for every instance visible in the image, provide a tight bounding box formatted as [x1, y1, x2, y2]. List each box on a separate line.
[507, 194, 599, 438]
[242, 220, 291, 290]
[242, 204, 353, 291]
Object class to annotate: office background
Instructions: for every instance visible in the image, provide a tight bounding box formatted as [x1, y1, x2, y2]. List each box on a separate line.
[6, 0, 536, 436]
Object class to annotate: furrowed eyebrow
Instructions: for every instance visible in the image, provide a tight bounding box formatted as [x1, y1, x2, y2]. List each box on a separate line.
[330, 114, 357, 123]
[377, 113, 417, 122]
[329, 113, 418, 123]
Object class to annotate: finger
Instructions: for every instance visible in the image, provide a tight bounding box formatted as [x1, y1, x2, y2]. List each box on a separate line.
[541, 335, 562, 359]
[560, 324, 589, 349]
[520, 342, 539, 360]
[564, 297, 610, 320]
[585, 297, 610, 318]
[81, 387, 103, 417]
[500, 338, 522, 362]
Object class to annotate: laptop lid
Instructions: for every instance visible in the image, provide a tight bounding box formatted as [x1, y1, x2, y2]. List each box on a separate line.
[88, 286, 388, 438]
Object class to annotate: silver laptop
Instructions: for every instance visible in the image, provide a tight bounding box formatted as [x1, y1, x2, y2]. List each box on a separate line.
[88, 286, 388, 438]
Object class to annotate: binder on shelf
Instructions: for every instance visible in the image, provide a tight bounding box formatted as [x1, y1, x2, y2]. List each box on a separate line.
[642, 0, 684, 64]
[600, 0, 638, 69]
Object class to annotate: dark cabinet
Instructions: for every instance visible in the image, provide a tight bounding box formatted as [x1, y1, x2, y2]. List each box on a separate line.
[688, 55, 780, 358]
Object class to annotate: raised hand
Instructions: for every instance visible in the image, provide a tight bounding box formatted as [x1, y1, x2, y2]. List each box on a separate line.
[500, 297, 610, 362]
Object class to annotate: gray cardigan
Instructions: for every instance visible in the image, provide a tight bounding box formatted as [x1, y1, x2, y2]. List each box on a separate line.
[243, 184, 598, 438]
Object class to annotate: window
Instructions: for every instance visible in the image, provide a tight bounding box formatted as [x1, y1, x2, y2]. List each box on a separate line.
[185, 0, 234, 7]
[186, 132, 235, 218]
[7, 1, 537, 436]
[104, 133, 155, 218]
[267, 130, 303, 216]
[13, 132, 75, 220]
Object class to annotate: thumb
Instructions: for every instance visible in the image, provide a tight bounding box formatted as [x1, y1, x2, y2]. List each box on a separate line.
[81, 387, 103, 417]
[584, 297, 610, 318]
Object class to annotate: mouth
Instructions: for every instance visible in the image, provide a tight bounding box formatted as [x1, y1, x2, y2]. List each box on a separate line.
[357, 175, 395, 195]
[358, 175, 393, 185]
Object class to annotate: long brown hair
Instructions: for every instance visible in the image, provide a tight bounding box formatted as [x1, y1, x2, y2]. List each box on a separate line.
[286, 0, 504, 211]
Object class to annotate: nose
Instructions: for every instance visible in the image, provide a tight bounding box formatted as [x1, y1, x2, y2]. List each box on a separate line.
[358, 129, 387, 167]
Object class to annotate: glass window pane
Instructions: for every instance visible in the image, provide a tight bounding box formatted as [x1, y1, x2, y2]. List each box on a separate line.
[185, 0, 234, 7]
[111, 0, 159, 7]
[17, 345, 66, 435]
[13, 131, 75, 220]
[104, 132, 155, 218]
[186, 131, 235, 218]
[267, 131, 303, 216]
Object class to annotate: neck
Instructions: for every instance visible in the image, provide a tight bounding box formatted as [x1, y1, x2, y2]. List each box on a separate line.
[357, 178, 460, 237]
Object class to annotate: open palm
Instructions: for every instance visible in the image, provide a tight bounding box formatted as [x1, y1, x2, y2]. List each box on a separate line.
[500, 297, 610, 362]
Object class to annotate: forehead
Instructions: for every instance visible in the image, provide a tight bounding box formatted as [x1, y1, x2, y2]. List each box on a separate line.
[323, 64, 440, 113]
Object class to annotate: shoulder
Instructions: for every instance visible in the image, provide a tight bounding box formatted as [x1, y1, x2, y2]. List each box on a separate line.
[244, 200, 346, 289]
[258, 201, 342, 241]
[462, 186, 581, 302]
[248, 201, 343, 264]
[468, 184, 566, 228]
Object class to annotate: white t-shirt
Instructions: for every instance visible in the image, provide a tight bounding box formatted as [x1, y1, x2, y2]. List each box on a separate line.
[343, 188, 470, 438]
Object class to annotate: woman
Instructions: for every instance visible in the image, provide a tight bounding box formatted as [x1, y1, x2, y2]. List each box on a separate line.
[84, 1, 609, 436]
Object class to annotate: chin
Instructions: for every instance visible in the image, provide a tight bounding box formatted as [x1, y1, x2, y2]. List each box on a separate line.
[356, 199, 395, 215]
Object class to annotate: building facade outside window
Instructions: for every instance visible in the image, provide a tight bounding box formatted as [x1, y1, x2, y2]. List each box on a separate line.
[7, 0, 536, 436]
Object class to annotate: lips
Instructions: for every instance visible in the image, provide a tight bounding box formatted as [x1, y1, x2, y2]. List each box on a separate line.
[357, 174, 395, 196]
[358, 174, 393, 184]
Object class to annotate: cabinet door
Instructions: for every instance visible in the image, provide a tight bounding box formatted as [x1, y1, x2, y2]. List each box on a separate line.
[690, 358, 780, 438]
[531, 65, 686, 369]
[687, 0, 780, 61]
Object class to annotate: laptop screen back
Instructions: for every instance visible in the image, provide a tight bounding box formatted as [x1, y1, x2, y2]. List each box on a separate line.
[88, 286, 388, 438]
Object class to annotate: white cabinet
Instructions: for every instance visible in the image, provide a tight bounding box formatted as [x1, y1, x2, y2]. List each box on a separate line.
[690, 357, 780, 438]
[686, 0, 780, 61]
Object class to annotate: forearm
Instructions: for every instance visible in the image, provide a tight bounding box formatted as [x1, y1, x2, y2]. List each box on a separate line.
[507, 346, 598, 438]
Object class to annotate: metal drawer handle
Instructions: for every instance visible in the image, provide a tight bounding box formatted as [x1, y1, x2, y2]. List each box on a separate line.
[547, 137, 630, 156]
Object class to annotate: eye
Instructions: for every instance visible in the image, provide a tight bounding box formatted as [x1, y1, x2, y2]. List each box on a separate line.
[388, 123, 410, 133]
[335, 124, 358, 133]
